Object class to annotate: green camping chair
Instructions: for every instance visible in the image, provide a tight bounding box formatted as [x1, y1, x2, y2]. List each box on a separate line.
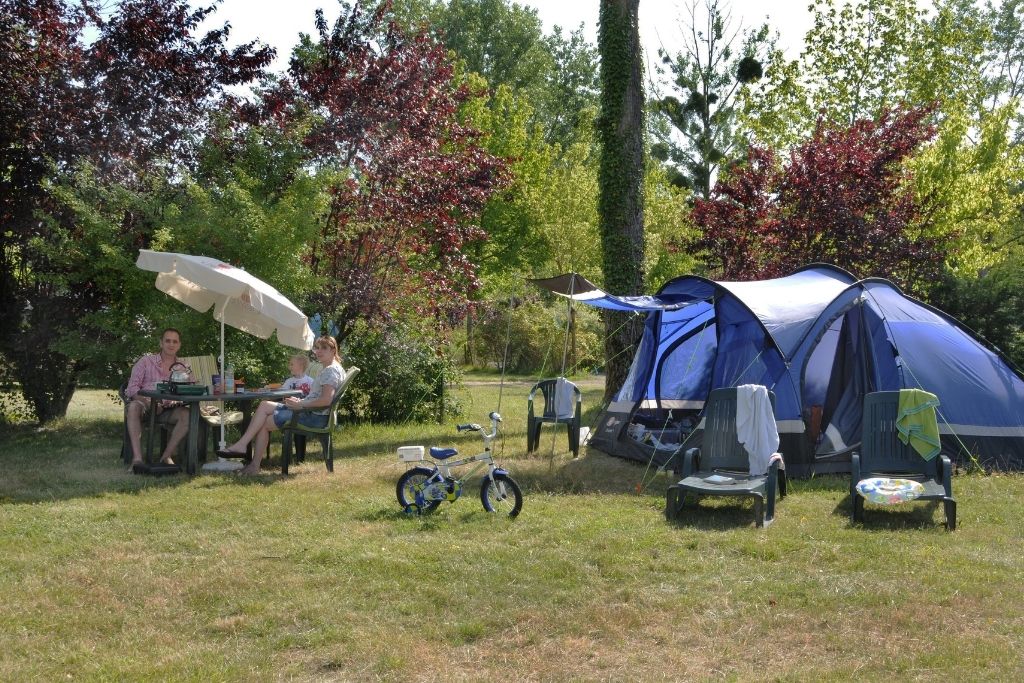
[527, 378, 582, 456]
[279, 367, 359, 475]
[851, 391, 956, 530]
[665, 387, 786, 528]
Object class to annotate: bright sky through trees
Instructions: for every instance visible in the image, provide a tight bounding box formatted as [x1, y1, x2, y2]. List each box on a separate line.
[199, 0, 813, 73]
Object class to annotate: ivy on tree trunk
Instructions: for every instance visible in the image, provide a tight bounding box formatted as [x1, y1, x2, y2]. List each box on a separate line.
[597, 0, 646, 402]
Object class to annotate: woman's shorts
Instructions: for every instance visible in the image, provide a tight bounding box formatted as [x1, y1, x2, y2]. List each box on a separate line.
[273, 407, 329, 429]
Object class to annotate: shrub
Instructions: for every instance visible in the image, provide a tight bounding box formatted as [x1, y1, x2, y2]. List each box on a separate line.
[342, 321, 462, 423]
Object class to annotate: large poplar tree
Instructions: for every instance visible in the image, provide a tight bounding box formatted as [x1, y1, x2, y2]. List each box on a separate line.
[597, 0, 645, 401]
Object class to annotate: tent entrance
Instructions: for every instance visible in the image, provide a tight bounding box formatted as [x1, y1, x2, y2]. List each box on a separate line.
[803, 303, 879, 459]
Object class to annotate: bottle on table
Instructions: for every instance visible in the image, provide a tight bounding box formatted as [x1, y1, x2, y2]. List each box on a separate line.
[225, 364, 235, 394]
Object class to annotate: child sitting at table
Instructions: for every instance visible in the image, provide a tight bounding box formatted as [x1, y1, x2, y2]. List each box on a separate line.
[278, 354, 314, 396]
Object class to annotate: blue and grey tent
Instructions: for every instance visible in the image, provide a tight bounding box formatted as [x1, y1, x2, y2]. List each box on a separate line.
[534, 266, 1024, 475]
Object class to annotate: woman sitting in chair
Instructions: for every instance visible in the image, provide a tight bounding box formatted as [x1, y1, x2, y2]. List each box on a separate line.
[217, 335, 347, 475]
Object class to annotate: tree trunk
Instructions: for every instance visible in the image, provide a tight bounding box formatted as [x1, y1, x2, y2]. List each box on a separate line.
[7, 335, 79, 423]
[598, 0, 646, 402]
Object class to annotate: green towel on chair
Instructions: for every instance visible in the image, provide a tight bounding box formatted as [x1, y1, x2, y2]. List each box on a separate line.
[896, 389, 941, 460]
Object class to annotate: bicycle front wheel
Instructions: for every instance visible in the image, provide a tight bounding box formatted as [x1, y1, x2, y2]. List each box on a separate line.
[480, 472, 522, 517]
[397, 466, 440, 513]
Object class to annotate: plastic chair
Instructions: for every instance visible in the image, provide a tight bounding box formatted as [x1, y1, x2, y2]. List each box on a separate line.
[280, 367, 360, 475]
[665, 387, 786, 527]
[851, 391, 956, 530]
[526, 378, 582, 456]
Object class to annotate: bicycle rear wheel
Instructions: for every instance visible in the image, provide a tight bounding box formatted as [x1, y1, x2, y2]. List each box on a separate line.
[480, 472, 522, 517]
[397, 466, 440, 514]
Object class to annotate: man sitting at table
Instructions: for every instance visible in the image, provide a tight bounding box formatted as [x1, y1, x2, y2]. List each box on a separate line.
[124, 327, 191, 472]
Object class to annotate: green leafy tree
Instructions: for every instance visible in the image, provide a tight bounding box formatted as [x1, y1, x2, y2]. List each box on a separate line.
[543, 26, 601, 148]
[598, 0, 646, 402]
[985, 0, 1024, 138]
[393, 0, 599, 148]
[459, 79, 552, 364]
[802, 0, 925, 125]
[644, 163, 699, 289]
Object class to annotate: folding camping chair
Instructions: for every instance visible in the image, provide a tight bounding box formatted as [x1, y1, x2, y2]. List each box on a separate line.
[665, 387, 786, 527]
[851, 391, 956, 530]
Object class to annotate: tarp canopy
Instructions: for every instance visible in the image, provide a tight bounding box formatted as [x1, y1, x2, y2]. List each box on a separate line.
[563, 265, 1024, 475]
[530, 273, 703, 312]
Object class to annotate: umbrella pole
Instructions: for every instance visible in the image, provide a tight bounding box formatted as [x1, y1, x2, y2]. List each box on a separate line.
[219, 318, 227, 450]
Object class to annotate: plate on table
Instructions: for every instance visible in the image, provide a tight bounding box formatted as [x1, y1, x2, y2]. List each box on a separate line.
[856, 477, 925, 504]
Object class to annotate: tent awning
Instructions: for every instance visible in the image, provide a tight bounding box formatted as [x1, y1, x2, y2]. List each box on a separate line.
[529, 273, 702, 312]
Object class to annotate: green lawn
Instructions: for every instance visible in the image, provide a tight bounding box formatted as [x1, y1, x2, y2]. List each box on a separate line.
[1, 381, 1023, 680]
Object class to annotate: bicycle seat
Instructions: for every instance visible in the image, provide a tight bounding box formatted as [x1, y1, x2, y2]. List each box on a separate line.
[429, 447, 459, 460]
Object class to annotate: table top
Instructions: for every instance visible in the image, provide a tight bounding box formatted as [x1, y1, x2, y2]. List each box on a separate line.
[138, 388, 302, 402]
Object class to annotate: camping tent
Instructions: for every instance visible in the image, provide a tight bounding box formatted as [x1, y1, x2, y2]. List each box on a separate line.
[536, 265, 1024, 476]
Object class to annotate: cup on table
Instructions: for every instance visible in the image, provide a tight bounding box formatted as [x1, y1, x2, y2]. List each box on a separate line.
[212, 374, 221, 393]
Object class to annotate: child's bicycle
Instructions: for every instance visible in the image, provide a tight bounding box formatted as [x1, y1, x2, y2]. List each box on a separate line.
[396, 411, 523, 517]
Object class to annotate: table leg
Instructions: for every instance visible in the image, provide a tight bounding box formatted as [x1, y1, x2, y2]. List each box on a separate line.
[241, 401, 254, 459]
[146, 406, 157, 464]
[186, 402, 201, 475]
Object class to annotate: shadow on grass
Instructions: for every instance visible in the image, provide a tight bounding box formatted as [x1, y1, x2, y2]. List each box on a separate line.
[665, 500, 767, 531]
[508, 450, 668, 502]
[832, 495, 950, 531]
[0, 416, 297, 505]
[354, 500, 505, 529]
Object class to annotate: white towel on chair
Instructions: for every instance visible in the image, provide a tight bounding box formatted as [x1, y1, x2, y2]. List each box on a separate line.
[554, 377, 576, 419]
[735, 384, 780, 476]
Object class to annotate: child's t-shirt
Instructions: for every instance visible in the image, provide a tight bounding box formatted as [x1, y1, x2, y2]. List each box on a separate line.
[282, 374, 315, 396]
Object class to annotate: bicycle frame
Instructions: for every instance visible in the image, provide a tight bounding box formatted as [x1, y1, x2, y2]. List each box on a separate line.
[426, 413, 504, 484]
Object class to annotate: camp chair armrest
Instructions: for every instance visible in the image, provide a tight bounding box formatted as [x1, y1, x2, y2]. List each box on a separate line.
[766, 454, 787, 499]
[682, 447, 700, 478]
[938, 454, 953, 494]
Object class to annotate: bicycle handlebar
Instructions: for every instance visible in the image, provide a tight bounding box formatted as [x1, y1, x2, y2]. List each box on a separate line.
[455, 412, 502, 438]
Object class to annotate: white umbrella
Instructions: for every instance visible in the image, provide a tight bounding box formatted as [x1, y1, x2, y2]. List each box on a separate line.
[136, 249, 316, 450]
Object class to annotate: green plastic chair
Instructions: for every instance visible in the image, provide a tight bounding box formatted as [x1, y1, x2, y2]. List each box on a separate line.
[665, 387, 786, 527]
[851, 391, 956, 530]
[526, 378, 582, 456]
[280, 367, 359, 475]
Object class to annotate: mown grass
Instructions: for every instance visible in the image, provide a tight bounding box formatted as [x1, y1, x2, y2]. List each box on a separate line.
[1, 379, 1023, 681]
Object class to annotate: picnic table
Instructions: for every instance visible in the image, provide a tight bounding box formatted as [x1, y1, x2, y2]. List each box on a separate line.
[138, 388, 301, 474]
